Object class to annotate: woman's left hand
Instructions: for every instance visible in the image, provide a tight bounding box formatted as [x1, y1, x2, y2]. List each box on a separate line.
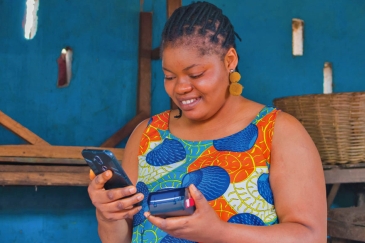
[144, 184, 225, 242]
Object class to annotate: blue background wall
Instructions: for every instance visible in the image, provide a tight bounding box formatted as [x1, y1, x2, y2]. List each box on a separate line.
[0, 0, 364, 242]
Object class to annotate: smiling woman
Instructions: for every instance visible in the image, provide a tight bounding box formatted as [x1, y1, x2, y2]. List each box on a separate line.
[87, 2, 327, 243]
[23, 0, 39, 40]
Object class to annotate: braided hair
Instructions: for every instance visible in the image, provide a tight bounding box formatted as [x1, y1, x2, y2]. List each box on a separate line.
[161, 1, 241, 58]
[161, 1, 241, 118]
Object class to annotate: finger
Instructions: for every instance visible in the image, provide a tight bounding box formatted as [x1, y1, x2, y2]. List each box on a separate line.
[188, 184, 207, 207]
[92, 186, 142, 205]
[89, 169, 96, 180]
[144, 212, 168, 228]
[107, 192, 145, 211]
[92, 170, 112, 190]
[144, 211, 187, 232]
[101, 205, 143, 221]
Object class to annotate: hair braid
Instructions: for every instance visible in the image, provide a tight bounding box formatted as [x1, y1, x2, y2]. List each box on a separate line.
[161, 1, 241, 52]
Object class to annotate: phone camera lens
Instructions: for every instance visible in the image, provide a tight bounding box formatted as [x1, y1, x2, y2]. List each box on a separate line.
[94, 156, 103, 165]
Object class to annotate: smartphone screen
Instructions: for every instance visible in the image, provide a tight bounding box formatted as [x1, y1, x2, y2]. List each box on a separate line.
[82, 149, 133, 190]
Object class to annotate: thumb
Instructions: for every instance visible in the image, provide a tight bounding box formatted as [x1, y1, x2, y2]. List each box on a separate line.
[188, 184, 207, 208]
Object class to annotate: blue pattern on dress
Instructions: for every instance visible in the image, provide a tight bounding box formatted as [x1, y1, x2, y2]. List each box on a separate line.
[228, 213, 266, 226]
[182, 166, 230, 201]
[161, 235, 196, 243]
[146, 138, 186, 166]
[133, 182, 150, 227]
[257, 173, 274, 205]
[213, 123, 258, 152]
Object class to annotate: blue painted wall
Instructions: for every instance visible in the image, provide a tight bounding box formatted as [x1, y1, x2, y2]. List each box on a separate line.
[0, 0, 364, 242]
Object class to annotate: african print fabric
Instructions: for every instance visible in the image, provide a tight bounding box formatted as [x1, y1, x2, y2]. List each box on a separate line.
[131, 107, 279, 243]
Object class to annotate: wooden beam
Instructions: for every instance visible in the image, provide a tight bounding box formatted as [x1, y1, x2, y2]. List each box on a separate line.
[0, 165, 89, 186]
[327, 183, 340, 209]
[0, 110, 50, 146]
[0, 157, 86, 165]
[324, 166, 365, 184]
[151, 0, 182, 61]
[328, 220, 365, 241]
[0, 145, 124, 160]
[101, 12, 153, 148]
[137, 12, 152, 115]
[167, 0, 181, 111]
[100, 111, 149, 148]
[167, 0, 181, 17]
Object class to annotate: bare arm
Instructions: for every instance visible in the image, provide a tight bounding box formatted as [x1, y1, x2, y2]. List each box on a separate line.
[89, 119, 149, 243]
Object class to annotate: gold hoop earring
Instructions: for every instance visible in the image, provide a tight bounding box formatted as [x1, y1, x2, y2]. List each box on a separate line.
[229, 69, 243, 96]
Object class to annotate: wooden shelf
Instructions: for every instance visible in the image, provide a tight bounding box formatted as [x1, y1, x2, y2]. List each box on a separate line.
[0, 145, 124, 186]
[324, 163, 365, 184]
[0, 164, 90, 186]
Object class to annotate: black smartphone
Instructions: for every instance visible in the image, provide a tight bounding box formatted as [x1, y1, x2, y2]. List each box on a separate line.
[148, 187, 195, 218]
[82, 149, 133, 190]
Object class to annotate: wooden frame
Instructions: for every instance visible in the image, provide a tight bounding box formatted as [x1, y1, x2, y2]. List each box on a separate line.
[101, 11, 153, 148]
[0, 111, 124, 186]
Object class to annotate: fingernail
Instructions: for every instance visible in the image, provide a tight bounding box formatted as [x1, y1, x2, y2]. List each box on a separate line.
[105, 171, 111, 177]
[129, 187, 137, 194]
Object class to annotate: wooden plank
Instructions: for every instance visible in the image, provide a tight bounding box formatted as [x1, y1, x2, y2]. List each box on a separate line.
[0, 171, 89, 186]
[328, 220, 365, 242]
[0, 164, 88, 173]
[328, 206, 365, 223]
[0, 165, 90, 186]
[327, 183, 340, 209]
[0, 145, 124, 160]
[167, 0, 181, 17]
[0, 110, 50, 146]
[324, 166, 365, 184]
[151, 47, 160, 60]
[330, 239, 353, 243]
[0, 157, 86, 165]
[100, 111, 149, 148]
[137, 12, 152, 115]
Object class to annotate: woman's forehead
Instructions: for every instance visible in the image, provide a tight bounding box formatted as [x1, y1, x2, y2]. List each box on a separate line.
[162, 46, 222, 71]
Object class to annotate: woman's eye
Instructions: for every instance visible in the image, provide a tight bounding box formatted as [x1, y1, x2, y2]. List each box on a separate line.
[164, 76, 174, 80]
[190, 72, 204, 79]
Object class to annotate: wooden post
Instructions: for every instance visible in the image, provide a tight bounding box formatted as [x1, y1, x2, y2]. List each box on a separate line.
[166, 0, 181, 110]
[137, 12, 152, 116]
[101, 12, 153, 147]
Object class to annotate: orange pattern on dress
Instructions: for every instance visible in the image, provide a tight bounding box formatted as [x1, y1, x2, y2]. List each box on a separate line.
[139, 113, 169, 155]
[209, 196, 237, 221]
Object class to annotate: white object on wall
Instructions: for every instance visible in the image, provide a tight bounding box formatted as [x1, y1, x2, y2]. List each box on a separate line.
[323, 62, 333, 94]
[24, 0, 39, 40]
[292, 18, 304, 56]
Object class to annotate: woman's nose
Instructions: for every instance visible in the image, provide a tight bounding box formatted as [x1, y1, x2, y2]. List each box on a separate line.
[175, 78, 193, 94]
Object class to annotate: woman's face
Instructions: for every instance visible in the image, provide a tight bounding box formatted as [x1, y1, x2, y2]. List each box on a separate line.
[162, 44, 233, 121]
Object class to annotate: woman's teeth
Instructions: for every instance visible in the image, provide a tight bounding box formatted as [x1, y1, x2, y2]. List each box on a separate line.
[182, 99, 196, 105]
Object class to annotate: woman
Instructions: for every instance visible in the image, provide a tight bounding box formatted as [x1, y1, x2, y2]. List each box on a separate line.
[88, 2, 327, 242]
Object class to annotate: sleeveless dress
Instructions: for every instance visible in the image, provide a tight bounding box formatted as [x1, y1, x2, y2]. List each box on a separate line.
[132, 106, 279, 243]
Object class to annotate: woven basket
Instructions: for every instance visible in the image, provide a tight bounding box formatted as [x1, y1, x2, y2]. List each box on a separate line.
[273, 92, 365, 165]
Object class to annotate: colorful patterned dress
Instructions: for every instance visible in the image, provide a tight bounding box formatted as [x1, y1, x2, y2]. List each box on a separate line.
[132, 107, 280, 243]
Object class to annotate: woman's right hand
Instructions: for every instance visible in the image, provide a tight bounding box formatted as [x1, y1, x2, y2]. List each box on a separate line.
[87, 170, 144, 222]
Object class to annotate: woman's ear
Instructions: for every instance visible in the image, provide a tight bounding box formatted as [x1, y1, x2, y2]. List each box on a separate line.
[224, 47, 239, 70]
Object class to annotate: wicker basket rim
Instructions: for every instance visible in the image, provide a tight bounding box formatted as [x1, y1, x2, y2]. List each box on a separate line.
[273, 91, 365, 102]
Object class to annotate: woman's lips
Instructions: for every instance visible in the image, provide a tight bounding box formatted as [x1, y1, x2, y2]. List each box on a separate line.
[179, 97, 200, 110]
